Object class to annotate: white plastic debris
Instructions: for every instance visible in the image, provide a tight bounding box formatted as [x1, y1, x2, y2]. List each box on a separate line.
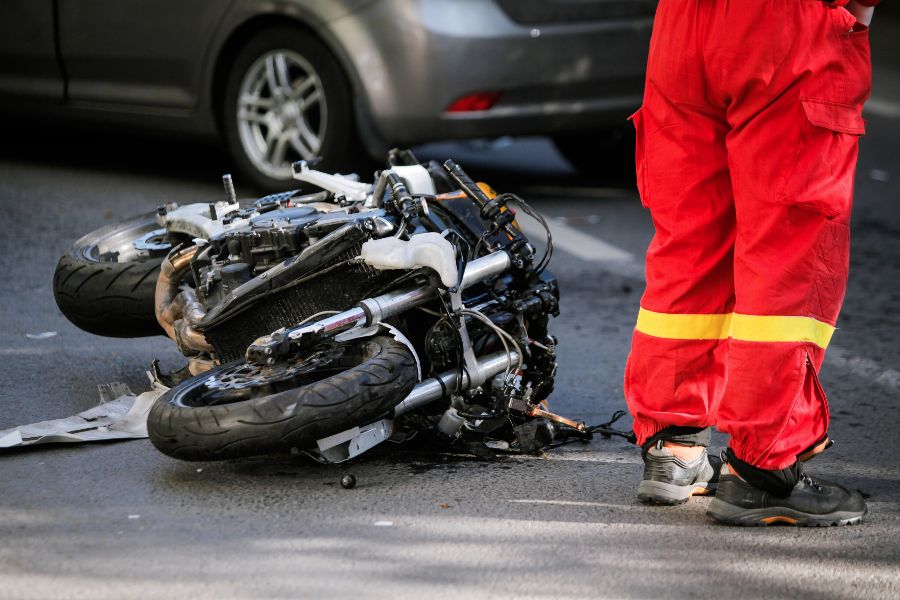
[373, 521, 394, 527]
[0, 377, 168, 449]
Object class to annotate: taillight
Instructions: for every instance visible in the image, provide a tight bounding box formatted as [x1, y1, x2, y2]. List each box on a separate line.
[445, 92, 502, 113]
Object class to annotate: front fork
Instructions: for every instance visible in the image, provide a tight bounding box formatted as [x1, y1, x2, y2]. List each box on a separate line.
[245, 250, 513, 382]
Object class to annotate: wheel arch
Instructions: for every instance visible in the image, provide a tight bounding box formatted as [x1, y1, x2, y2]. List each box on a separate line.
[209, 12, 385, 160]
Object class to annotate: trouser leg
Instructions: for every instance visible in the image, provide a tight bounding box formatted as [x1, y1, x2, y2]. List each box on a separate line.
[624, 0, 734, 446]
[708, 0, 871, 471]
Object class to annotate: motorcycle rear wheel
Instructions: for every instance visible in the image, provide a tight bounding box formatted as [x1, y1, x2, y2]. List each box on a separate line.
[53, 213, 171, 337]
[147, 335, 418, 461]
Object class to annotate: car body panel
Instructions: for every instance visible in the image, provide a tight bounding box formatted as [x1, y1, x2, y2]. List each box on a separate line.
[311, 0, 650, 144]
[57, 0, 234, 110]
[0, 2, 64, 101]
[0, 0, 651, 157]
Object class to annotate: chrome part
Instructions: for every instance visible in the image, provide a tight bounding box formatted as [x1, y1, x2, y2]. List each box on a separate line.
[81, 215, 170, 263]
[460, 251, 511, 290]
[247, 251, 510, 365]
[132, 228, 171, 253]
[163, 202, 243, 239]
[155, 246, 213, 355]
[237, 50, 327, 180]
[222, 174, 236, 204]
[436, 407, 466, 439]
[372, 216, 395, 236]
[315, 419, 394, 463]
[393, 350, 521, 416]
[288, 307, 368, 340]
[357, 287, 435, 326]
[292, 160, 370, 201]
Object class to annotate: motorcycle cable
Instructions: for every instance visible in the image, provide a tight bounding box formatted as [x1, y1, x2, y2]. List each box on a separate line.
[540, 410, 637, 450]
[496, 192, 553, 275]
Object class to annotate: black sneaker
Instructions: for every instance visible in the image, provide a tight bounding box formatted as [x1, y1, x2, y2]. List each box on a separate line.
[637, 443, 719, 505]
[707, 469, 866, 527]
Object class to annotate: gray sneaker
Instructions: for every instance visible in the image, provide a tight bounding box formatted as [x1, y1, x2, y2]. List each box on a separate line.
[637, 443, 719, 505]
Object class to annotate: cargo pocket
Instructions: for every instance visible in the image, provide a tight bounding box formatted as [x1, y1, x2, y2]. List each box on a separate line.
[776, 98, 865, 219]
[628, 107, 650, 208]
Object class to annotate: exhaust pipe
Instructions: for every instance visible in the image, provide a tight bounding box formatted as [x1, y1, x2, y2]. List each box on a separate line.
[393, 350, 519, 417]
[155, 245, 213, 355]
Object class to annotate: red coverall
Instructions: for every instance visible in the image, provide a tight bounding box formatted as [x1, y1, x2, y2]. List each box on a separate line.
[625, 0, 872, 471]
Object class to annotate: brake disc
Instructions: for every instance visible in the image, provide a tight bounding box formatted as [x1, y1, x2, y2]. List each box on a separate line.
[200, 344, 347, 405]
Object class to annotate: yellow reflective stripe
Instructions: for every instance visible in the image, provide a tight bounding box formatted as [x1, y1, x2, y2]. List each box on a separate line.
[635, 309, 835, 349]
[730, 313, 835, 349]
[636, 309, 731, 340]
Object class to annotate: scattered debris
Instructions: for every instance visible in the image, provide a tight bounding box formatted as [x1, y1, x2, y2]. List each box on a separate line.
[870, 169, 890, 182]
[25, 331, 57, 340]
[373, 521, 393, 527]
[0, 377, 168, 449]
[340, 474, 357, 489]
[127, 515, 140, 520]
[439, 503, 451, 509]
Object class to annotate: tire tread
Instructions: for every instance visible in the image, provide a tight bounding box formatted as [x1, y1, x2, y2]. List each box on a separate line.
[147, 336, 418, 461]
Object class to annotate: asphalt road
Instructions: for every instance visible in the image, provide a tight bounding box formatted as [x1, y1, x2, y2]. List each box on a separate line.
[2, 25, 900, 600]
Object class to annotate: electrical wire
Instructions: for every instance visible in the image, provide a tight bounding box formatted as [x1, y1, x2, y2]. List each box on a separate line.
[499, 193, 553, 274]
[543, 409, 637, 449]
[459, 308, 523, 382]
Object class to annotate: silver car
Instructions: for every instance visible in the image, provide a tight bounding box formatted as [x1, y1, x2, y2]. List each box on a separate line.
[0, 0, 652, 191]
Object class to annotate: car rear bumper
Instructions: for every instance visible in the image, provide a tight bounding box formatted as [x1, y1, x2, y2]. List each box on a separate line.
[329, 0, 651, 145]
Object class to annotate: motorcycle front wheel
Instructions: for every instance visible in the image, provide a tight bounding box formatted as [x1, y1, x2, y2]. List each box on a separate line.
[53, 212, 173, 338]
[147, 335, 418, 461]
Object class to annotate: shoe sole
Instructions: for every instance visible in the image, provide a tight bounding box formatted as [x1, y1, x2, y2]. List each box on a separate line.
[706, 498, 866, 527]
[637, 479, 715, 506]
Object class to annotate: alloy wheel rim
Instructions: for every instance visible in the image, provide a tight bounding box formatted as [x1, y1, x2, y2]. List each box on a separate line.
[236, 49, 327, 180]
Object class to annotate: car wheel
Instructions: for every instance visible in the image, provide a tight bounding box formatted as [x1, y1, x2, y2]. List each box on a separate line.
[552, 126, 636, 185]
[222, 27, 363, 193]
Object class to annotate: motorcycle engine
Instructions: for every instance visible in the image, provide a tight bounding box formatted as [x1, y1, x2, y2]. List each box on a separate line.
[194, 206, 366, 307]
[192, 205, 393, 362]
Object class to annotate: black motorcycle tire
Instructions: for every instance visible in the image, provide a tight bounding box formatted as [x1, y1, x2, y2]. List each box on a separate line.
[53, 213, 169, 338]
[148, 336, 418, 461]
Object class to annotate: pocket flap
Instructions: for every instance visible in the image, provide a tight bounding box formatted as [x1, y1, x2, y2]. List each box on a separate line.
[800, 98, 866, 135]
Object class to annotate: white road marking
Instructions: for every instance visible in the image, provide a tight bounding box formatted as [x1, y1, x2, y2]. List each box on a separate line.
[508, 499, 646, 510]
[864, 97, 900, 118]
[517, 214, 634, 262]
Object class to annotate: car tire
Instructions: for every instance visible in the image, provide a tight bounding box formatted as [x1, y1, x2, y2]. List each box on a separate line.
[222, 26, 365, 194]
[552, 126, 637, 184]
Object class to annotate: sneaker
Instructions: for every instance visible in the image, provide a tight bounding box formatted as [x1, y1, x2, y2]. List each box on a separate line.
[707, 468, 866, 527]
[637, 443, 719, 505]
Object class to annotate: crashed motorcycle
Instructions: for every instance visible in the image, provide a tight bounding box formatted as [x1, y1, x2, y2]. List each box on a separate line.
[54, 151, 628, 463]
